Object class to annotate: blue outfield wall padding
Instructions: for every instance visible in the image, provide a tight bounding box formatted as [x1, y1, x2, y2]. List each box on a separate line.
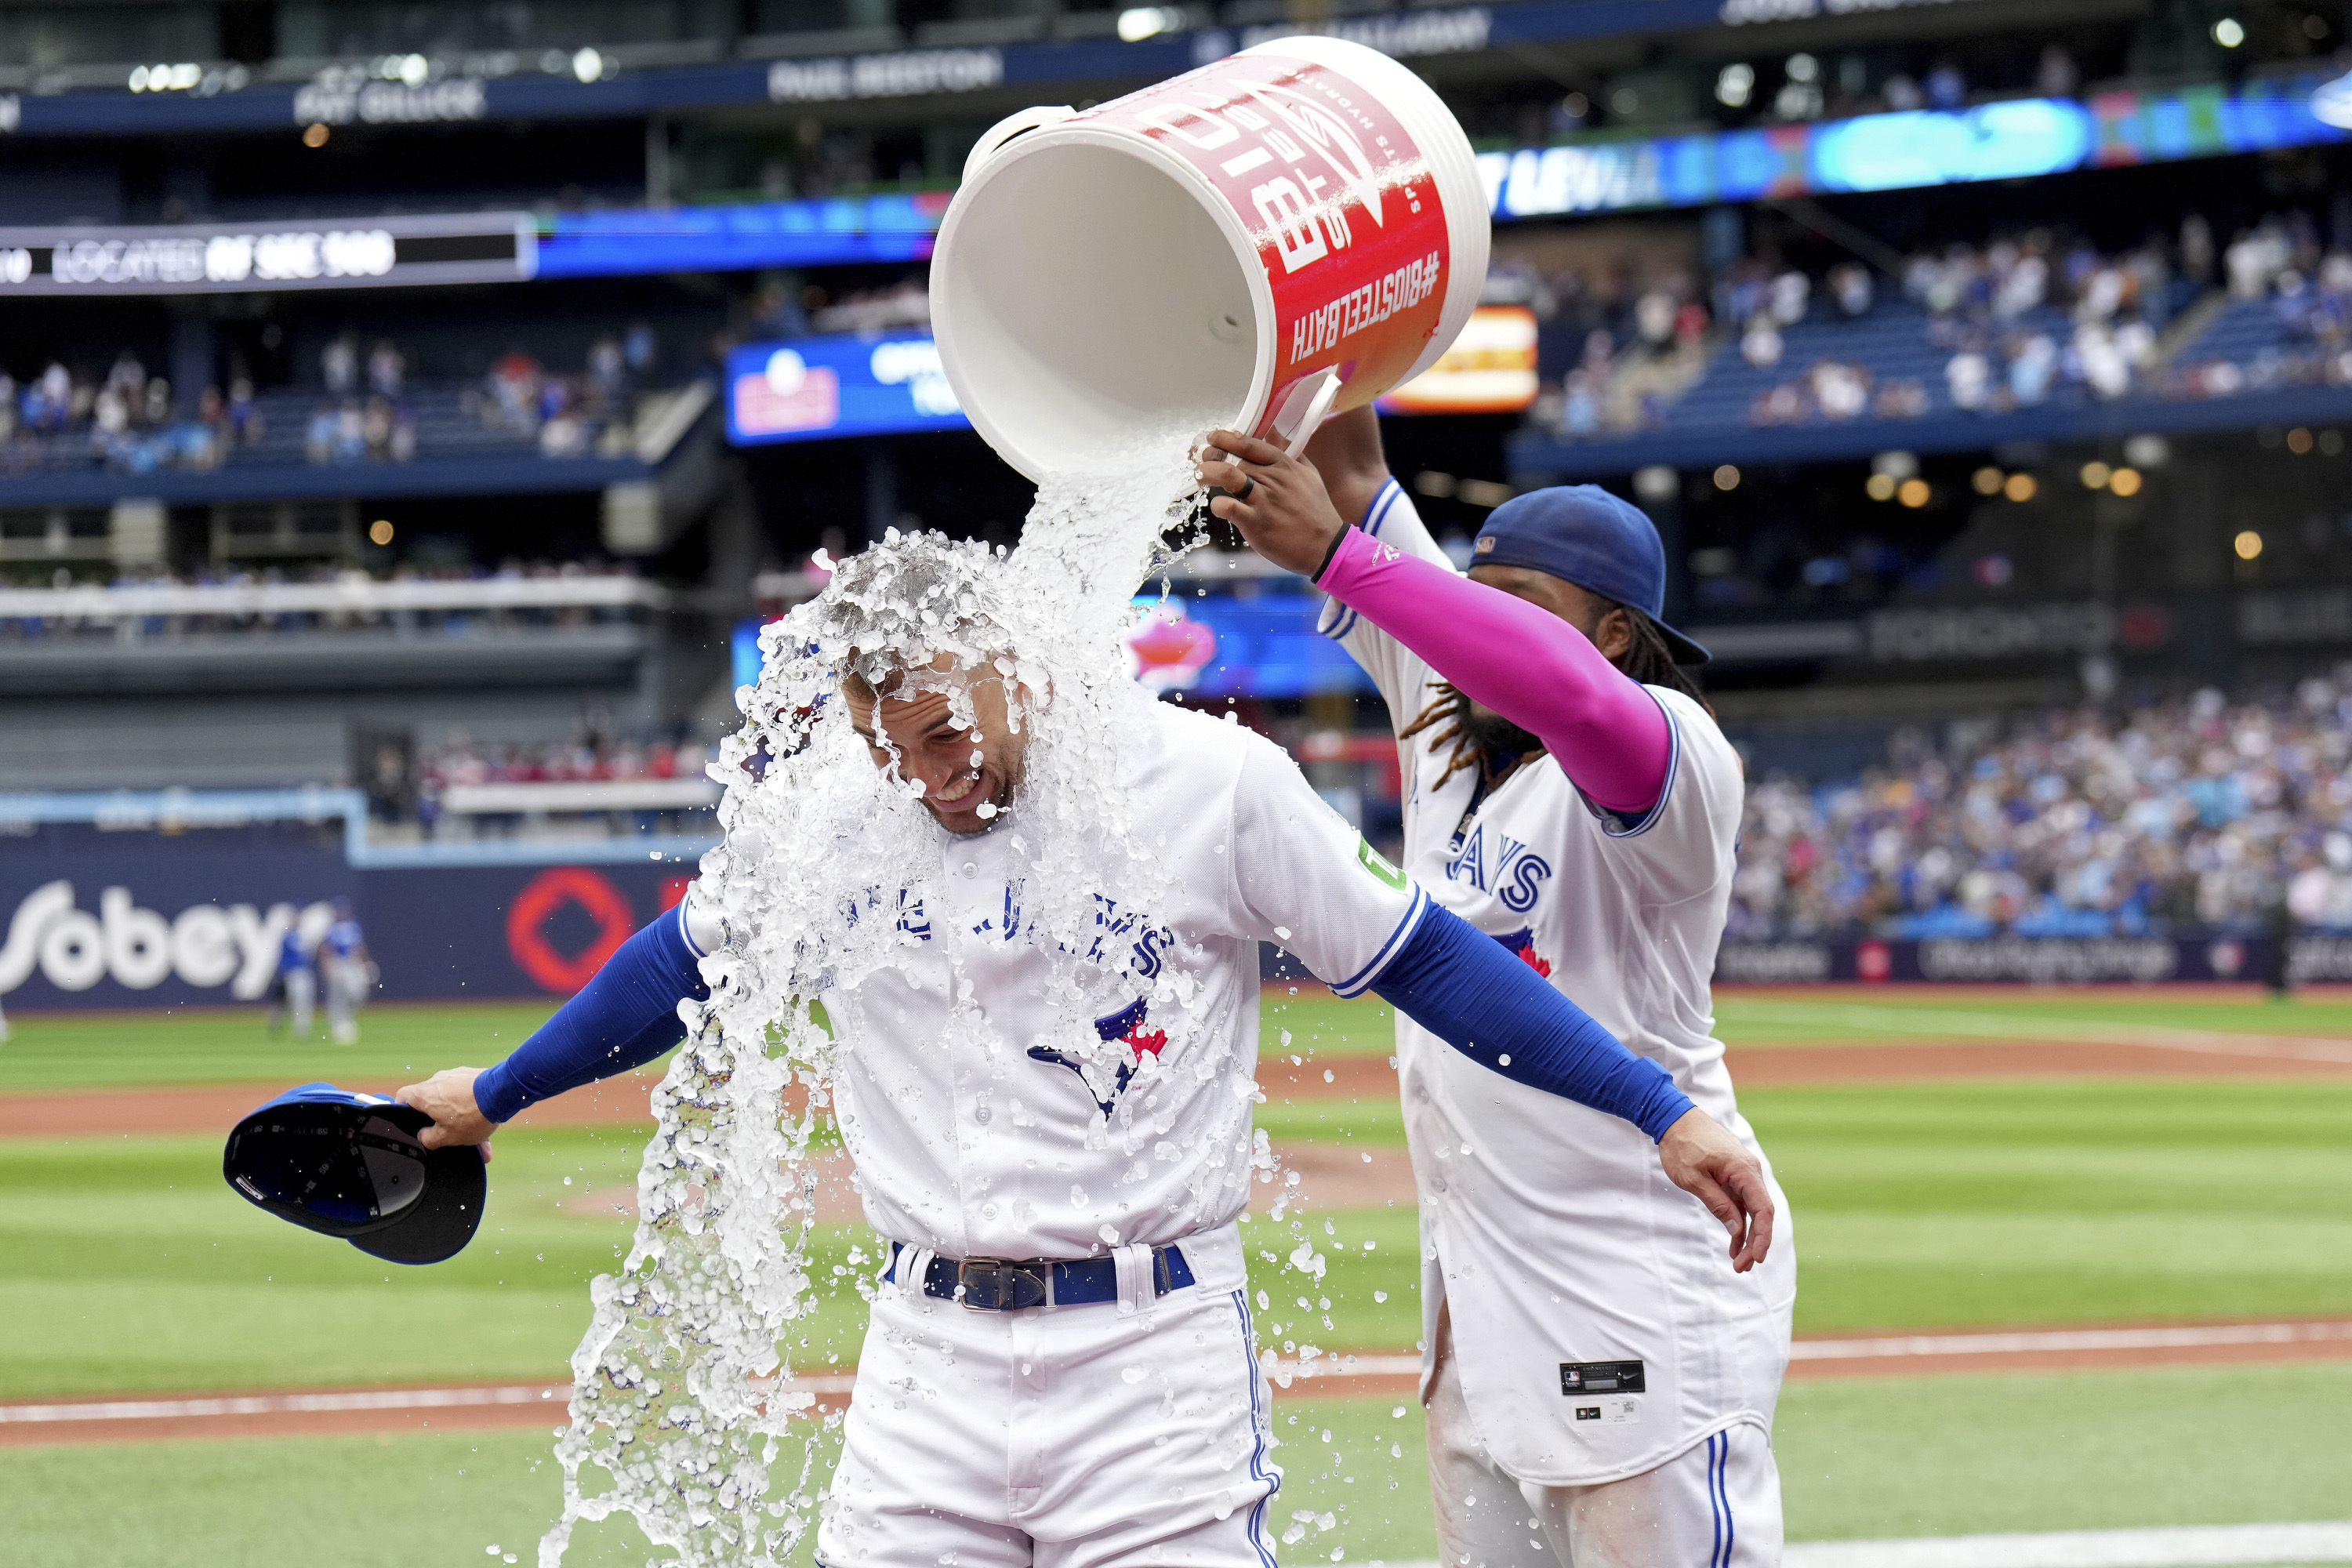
[0, 837, 700, 1011]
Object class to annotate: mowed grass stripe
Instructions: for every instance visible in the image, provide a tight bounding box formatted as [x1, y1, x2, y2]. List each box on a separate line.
[1714, 989, 2352, 1045]
[2, 1367, 2348, 1566]
[1748, 1080, 2352, 1331]
[2, 1079, 2347, 1395]
[0, 993, 1399, 1095]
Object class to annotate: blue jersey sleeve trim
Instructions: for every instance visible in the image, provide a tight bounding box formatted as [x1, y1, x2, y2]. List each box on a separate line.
[1367, 902, 1694, 1139]
[473, 908, 711, 1124]
[676, 895, 706, 958]
[1329, 884, 1429, 998]
[1578, 688, 1679, 839]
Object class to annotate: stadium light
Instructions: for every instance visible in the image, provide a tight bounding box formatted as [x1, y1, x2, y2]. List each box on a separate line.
[573, 48, 607, 83]
[1865, 473, 1896, 501]
[1715, 64, 1755, 109]
[2213, 16, 2245, 46]
[2003, 473, 2038, 503]
[1972, 466, 2004, 495]
[1896, 477, 1930, 508]
[2315, 71, 2352, 128]
[2108, 466, 2143, 497]
[2235, 530, 2264, 560]
[2080, 460, 2113, 489]
[368, 520, 394, 546]
[1712, 464, 1740, 492]
[2288, 426, 2315, 454]
[1117, 7, 1186, 41]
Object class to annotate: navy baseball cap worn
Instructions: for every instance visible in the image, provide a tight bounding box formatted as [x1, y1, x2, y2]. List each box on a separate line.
[223, 1082, 485, 1265]
[1472, 485, 1711, 666]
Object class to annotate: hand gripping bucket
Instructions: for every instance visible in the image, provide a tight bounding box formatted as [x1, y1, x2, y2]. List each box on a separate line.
[931, 35, 1489, 480]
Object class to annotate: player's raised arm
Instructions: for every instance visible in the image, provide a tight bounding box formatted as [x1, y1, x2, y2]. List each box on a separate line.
[395, 898, 716, 1152]
[1224, 732, 1773, 1272]
[1201, 426, 1674, 819]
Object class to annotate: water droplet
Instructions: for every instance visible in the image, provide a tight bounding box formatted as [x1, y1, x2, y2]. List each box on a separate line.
[1121, 1365, 1147, 1383]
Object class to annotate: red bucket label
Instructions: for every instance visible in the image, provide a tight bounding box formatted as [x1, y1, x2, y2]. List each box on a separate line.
[1091, 53, 1450, 437]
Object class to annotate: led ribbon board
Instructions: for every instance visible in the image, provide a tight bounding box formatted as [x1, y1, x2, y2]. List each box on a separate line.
[1481, 72, 2350, 220]
[0, 212, 535, 295]
[724, 332, 968, 445]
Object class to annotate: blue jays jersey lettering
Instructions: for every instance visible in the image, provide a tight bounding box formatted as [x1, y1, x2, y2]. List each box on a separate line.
[1319, 481, 1796, 1488]
[772, 698, 1429, 1262]
[1444, 823, 1554, 918]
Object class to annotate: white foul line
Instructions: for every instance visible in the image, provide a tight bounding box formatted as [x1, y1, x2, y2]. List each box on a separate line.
[0, 1375, 858, 1426]
[1789, 1320, 2352, 1361]
[8, 1320, 2349, 1427]
[1783, 1520, 2352, 1566]
[1728, 1000, 2352, 1064]
[1381, 1523, 2352, 1568]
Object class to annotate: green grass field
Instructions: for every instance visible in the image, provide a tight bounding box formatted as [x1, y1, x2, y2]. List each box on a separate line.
[5, 1365, 2347, 1566]
[4, 989, 2350, 1562]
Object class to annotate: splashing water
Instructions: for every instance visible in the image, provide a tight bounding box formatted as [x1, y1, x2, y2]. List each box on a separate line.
[537, 417, 1220, 1566]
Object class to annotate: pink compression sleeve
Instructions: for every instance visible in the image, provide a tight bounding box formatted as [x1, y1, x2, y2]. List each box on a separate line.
[1317, 526, 1673, 815]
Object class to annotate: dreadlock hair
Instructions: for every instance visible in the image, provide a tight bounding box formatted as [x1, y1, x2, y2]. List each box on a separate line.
[1399, 599, 1712, 789]
[1610, 601, 1714, 716]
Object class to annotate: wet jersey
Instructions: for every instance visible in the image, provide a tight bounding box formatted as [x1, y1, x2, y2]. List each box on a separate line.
[1319, 481, 1795, 1486]
[695, 700, 1428, 1263]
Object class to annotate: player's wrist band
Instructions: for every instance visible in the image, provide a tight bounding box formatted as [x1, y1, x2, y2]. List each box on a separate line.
[883, 1241, 1196, 1310]
[1310, 523, 1352, 583]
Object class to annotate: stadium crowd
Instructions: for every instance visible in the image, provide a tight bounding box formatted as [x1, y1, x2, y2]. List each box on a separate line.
[466, 322, 665, 457]
[1730, 684, 2352, 938]
[0, 558, 647, 641]
[399, 722, 714, 837]
[0, 323, 679, 475]
[0, 352, 270, 477]
[1523, 205, 2352, 439]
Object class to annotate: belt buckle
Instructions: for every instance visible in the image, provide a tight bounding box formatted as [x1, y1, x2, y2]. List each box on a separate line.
[956, 1258, 1051, 1312]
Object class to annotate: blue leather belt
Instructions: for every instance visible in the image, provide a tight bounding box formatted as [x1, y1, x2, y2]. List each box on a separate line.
[884, 1241, 1196, 1311]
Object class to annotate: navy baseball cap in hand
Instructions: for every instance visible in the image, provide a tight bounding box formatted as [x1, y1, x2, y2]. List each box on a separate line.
[1472, 485, 1710, 666]
[223, 1083, 486, 1265]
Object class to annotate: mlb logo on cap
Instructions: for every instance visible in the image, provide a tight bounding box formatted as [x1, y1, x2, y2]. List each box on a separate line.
[223, 1082, 485, 1265]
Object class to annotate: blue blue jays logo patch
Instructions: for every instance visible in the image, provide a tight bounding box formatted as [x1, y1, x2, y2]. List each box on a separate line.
[1027, 997, 1171, 1118]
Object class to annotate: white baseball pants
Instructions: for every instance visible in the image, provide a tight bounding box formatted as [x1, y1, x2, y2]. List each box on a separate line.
[818, 1227, 1279, 1568]
[1428, 1317, 1783, 1568]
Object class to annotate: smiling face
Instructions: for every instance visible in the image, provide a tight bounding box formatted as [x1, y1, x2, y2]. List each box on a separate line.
[844, 656, 1027, 837]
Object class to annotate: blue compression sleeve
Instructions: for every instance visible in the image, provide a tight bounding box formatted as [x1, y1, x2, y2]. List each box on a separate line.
[1370, 904, 1694, 1140]
[473, 905, 710, 1123]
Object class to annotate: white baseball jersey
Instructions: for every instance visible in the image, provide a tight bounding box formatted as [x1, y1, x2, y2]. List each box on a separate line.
[702, 697, 1430, 1265]
[1320, 480, 1795, 1486]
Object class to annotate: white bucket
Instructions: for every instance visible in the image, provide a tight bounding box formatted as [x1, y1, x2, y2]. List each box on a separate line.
[932, 35, 1489, 480]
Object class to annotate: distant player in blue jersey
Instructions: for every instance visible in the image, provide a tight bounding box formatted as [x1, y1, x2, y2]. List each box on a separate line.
[320, 899, 374, 1044]
[265, 920, 318, 1040]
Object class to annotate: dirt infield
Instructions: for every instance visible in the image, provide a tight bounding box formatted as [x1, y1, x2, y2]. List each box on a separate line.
[9, 1319, 2350, 1447]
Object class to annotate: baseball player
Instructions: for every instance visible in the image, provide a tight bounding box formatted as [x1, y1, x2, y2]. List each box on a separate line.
[266, 917, 319, 1040]
[320, 899, 372, 1044]
[1202, 413, 1796, 1568]
[394, 534, 1773, 1568]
